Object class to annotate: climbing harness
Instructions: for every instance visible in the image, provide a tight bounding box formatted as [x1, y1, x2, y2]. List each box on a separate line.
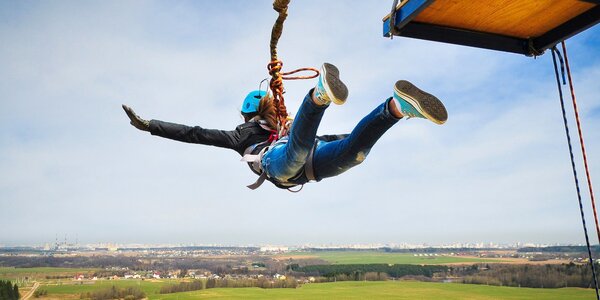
[551, 44, 599, 299]
[242, 138, 289, 190]
[242, 133, 317, 191]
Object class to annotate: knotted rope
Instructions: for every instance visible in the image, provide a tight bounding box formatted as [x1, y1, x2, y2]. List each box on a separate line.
[268, 0, 319, 137]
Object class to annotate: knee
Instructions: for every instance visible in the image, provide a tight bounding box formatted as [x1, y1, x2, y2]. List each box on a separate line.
[355, 151, 368, 164]
[338, 150, 369, 171]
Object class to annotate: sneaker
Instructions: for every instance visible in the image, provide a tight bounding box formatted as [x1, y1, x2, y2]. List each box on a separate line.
[313, 63, 348, 105]
[393, 80, 448, 124]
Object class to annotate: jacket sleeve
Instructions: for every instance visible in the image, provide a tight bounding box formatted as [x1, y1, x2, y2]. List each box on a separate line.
[149, 119, 241, 151]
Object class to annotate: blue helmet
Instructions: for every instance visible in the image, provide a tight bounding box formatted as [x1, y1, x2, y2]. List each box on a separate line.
[241, 90, 266, 114]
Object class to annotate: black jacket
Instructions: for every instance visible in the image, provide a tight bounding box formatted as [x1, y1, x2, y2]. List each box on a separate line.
[149, 119, 348, 156]
[149, 120, 271, 155]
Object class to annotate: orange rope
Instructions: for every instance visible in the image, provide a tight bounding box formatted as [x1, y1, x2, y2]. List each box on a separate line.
[267, 0, 319, 137]
[562, 41, 600, 244]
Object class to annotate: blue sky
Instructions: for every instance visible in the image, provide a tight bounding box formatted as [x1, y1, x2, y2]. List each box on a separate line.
[1, 1, 599, 246]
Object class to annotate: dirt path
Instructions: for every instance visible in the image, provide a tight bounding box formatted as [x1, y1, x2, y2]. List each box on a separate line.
[21, 281, 40, 300]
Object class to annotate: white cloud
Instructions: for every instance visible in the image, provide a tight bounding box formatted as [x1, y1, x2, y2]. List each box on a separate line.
[1, 0, 599, 246]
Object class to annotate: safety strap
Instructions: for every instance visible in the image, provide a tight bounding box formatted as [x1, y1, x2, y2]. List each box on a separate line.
[242, 138, 317, 189]
[242, 145, 270, 175]
[242, 139, 287, 190]
[247, 172, 268, 190]
[304, 142, 317, 181]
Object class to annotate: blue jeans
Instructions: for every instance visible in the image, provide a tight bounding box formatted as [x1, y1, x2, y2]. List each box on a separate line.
[261, 90, 400, 186]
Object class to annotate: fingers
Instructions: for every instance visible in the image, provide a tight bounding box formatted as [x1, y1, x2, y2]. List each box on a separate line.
[122, 104, 134, 116]
[122, 104, 139, 121]
[122, 104, 132, 115]
[123, 104, 150, 131]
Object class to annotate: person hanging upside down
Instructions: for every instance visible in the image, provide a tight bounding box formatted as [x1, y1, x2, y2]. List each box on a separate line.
[122, 63, 448, 190]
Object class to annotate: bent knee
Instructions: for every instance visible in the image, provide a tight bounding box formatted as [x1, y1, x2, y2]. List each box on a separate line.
[339, 150, 369, 171]
[355, 151, 368, 164]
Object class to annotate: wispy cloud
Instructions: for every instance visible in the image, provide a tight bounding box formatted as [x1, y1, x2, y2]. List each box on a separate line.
[1, 0, 599, 246]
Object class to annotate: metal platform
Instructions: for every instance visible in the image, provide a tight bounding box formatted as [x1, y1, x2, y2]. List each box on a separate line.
[383, 0, 600, 56]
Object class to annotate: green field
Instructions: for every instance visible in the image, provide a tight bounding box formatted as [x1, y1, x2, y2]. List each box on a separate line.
[0, 267, 98, 281]
[285, 251, 501, 265]
[43, 279, 173, 296]
[41, 280, 594, 299]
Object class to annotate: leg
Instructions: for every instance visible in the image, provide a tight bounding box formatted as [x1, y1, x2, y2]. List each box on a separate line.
[262, 91, 328, 182]
[262, 63, 348, 183]
[312, 79, 447, 180]
[312, 99, 400, 180]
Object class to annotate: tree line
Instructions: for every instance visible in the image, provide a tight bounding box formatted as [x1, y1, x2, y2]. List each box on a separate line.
[159, 277, 299, 294]
[517, 245, 600, 254]
[294, 264, 448, 278]
[79, 286, 145, 300]
[455, 263, 597, 288]
[0, 255, 281, 276]
[312, 272, 389, 282]
[0, 280, 19, 300]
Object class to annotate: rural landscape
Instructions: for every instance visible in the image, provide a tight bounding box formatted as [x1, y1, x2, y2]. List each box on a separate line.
[1, 243, 598, 299]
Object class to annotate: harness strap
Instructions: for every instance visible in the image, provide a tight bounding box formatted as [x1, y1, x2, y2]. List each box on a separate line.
[247, 172, 268, 190]
[242, 143, 270, 176]
[304, 143, 317, 181]
[242, 148, 269, 190]
[243, 138, 318, 189]
[242, 138, 287, 190]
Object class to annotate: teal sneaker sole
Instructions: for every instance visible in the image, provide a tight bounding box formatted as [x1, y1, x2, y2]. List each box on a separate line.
[394, 80, 448, 124]
[322, 63, 348, 105]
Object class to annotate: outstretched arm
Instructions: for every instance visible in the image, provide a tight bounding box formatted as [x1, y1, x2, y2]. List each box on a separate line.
[148, 120, 240, 149]
[122, 104, 241, 150]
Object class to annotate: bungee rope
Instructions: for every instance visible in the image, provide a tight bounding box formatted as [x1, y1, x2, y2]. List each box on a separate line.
[561, 41, 600, 246]
[551, 45, 599, 299]
[268, 0, 319, 138]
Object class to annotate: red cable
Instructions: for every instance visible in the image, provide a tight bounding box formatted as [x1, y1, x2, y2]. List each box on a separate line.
[561, 41, 600, 244]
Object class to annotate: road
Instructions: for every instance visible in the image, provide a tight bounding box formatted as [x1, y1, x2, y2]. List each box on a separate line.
[21, 281, 39, 300]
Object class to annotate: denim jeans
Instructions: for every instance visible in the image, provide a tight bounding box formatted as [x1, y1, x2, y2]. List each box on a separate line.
[261, 90, 400, 186]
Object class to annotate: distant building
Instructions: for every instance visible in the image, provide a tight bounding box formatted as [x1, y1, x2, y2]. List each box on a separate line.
[274, 274, 286, 280]
[260, 246, 289, 252]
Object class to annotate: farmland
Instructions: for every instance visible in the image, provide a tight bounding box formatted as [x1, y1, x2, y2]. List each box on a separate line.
[37, 280, 594, 300]
[0, 267, 98, 281]
[1, 246, 595, 299]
